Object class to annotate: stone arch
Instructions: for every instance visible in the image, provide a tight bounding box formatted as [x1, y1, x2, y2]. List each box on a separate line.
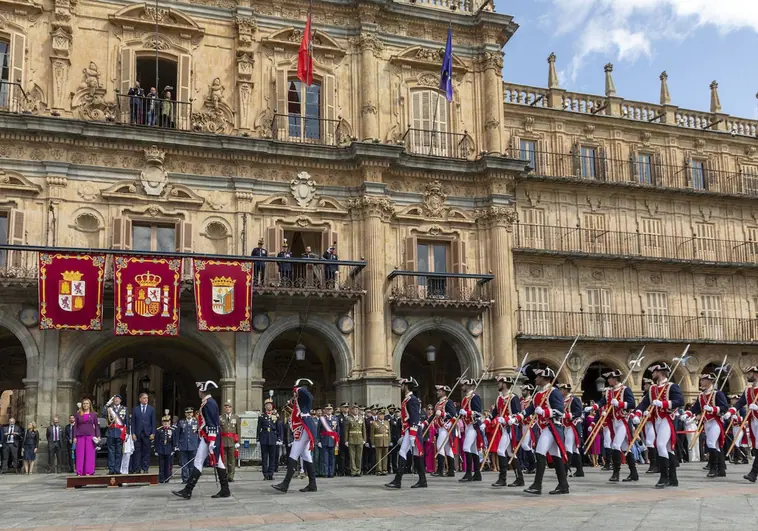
[392, 318, 482, 378]
[0, 307, 40, 377]
[252, 314, 353, 381]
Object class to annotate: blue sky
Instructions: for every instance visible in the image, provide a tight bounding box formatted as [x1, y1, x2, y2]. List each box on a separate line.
[495, 0, 758, 119]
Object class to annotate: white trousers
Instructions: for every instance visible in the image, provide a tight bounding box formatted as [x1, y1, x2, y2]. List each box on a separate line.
[193, 438, 226, 473]
[535, 426, 561, 458]
[704, 418, 721, 450]
[653, 416, 673, 456]
[644, 421, 656, 448]
[520, 426, 532, 451]
[732, 426, 744, 447]
[399, 431, 420, 460]
[290, 429, 313, 463]
[602, 426, 612, 449]
[563, 426, 577, 455]
[496, 426, 514, 457]
[462, 424, 478, 453]
[436, 425, 454, 458]
[611, 418, 629, 452]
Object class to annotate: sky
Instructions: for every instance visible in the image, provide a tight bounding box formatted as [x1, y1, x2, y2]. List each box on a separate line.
[495, 0, 758, 119]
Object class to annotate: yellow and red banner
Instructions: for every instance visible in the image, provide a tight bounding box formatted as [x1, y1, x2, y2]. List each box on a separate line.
[193, 259, 252, 332]
[114, 256, 182, 336]
[38, 253, 106, 330]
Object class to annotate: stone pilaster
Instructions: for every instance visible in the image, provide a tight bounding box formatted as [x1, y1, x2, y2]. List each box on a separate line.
[56, 378, 79, 420]
[49, 0, 74, 114]
[249, 378, 265, 412]
[234, 14, 257, 132]
[357, 34, 383, 141]
[480, 51, 504, 154]
[234, 331, 253, 411]
[220, 377, 235, 409]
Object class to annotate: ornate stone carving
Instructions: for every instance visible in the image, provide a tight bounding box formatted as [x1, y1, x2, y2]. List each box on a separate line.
[640, 131, 651, 146]
[236, 52, 254, 79]
[77, 183, 99, 202]
[695, 138, 706, 152]
[423, 180, 447, 217]
[80, 61, 101, 97]
[191, 78, 234, 134]
[523, 116, 534, 133]
[51, 26, 72, 56]
[235, 15, 257, 47]
[479, 51, 504, 71]
[484, 118, 500, 131]
[415, 48, 441, 62]
[583, 124, 595, 139]
[71, 61, 114, 121]
[347, 195, 395, 220]
[361, 102, 377, 116]
[207, 77, 225, 108]
[356, 33, 384, 55]
[140, 145, 168, 197]
[417, 73, 438, 87]
[290, 171, 317, 208]
[747, 146, 757, 158]
[474, 206, 518, 229]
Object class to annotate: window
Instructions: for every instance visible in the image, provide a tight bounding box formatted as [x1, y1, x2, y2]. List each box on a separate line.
[417, 241, 448, 298]
[520, 208, 546, 248]
[645, 292, 669, 337]
[700, 294, 723, 340]
[695, 222, 716, 261]
[637, 154, 653, 184]
[132, 224, 176, 252]
[410, 89, 450, 156]
[520, 140, 537, 170]
[640, 218, 663, 256]
[580, 146, 597, 179]
[0, 212, 7, 267]
[747, 227, 758, 256]
[586, 288, 612, 336]
[523, 286, 550, 335]
[690, 160, 707, 190]
[582, 213, 607, 253]
[0, 38, 9, 109]
[741, 165, 758, 196]
[287, 79, 321, 141]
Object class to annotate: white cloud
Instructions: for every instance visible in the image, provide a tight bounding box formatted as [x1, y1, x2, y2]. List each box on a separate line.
[546, 0, 758, 82]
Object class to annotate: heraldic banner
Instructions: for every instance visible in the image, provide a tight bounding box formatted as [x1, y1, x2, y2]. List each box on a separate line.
[38, 253, 106, 330]
[193, 259, 252, 332]
[114, 256, 182, 336]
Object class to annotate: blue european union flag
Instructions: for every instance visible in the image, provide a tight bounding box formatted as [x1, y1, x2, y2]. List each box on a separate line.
[440, 27, 453, 102]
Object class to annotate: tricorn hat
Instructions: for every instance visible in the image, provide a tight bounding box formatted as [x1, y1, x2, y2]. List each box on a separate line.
[744, 365, 758, 374]
[698, 373, 716, 381]
[295, 378, 314, 387]
[196, 380, 218, 393]
[435, 384, 452, 393]
[642, 377, 654, 385]
[649, 362, 671, 374]
[399, 377, 418, 389]
[459, 378, 476, 387]
[556, 382, 572, 391]
[495, 375, 516, 385]
[602, 369, 623, 380]
[533, 367, 556, 380]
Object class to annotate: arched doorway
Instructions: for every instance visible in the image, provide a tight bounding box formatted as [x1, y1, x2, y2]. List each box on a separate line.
[400, 333, 461, 407]
[581, 361, 617, 404]
[0, 326, 26, 424]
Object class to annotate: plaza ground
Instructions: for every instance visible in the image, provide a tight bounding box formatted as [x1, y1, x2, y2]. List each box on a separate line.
[0, 462, 756, 530]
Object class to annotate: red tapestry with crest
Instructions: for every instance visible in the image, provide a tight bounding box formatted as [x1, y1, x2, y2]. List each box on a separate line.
[193, 259, 252, 332]
[38, 253, 106, 330]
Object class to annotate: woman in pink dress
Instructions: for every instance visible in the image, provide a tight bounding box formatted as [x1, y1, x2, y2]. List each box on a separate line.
[424, 405, 436, 472]
[73, 398, 100, 476]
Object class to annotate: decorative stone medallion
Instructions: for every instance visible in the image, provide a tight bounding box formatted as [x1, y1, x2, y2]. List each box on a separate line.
[336, 315, 354, 335]
[290, 171, 316, 208]
[391, 317, 408, 336]
[466, 318, 483, 337]
[19, 306, 40, 328]
[252, 313, 270, 332]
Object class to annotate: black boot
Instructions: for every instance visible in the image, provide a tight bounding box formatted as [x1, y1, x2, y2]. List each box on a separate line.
[411, 456, 427, 488]
[609, 450, 621, 482]
[508, 460, 525, 487]
[492, 456, 507, 487]
[623, 452, 639, 482]
[211, 467, 231, 498]
[172, 466, 201, 499]
[273, 458, 298, 493]
[458, 453, 473, 482]
[745, 455, 758, 483]
[299, 461, 317, 492]
[472, 454, 482, 481]
[549, 457, 569, 495]
[646, 448, 658, 473]
[668, 453, 679, 487]
[717, 450, 727, 477]
[431, 455, 445, 477]
[386, 456, 404, 488]
[446, 456, 456, 477]
[524, 454, 546, 495]
[654, 455, 669, 489]
[572, 453, 584, 478]
[706, 449, 718, 478]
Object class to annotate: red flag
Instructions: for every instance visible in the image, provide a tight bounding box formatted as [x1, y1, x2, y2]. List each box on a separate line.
[297, 8, 314, 86]
[192, 259, 253, 332]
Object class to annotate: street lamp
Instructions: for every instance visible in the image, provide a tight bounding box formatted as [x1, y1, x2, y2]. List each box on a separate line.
[594, 375, 605, 392]
[426, 345, 436, 363]
[295, 343, 306, 361]
[140, 376, 151, 394]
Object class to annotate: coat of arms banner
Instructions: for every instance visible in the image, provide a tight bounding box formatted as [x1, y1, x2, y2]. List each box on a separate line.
[114, 256, 182, 336]
[38, 253, 106, 330]
[193, 259, 252, 332]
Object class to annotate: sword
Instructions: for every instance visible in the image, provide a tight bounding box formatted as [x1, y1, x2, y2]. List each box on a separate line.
[421, 366, 471, 440]
[165, 457, 194, 483]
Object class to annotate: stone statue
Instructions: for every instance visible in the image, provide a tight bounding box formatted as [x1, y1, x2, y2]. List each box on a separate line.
[208, 77, 225, 109]
[81, 61, 101, 97]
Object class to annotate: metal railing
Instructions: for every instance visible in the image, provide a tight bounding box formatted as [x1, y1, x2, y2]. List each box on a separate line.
[517, 310, 758, 343]
[0, 80, 29, 113]
[387, 270, 494, 308]
[394, 0, 478, 13]
[116, 93, 192, 131]
[509, 149, 758, 197]
[402, 127, 473, 159]
[271, 114, 346, 146]
[514, 224, 758, 266]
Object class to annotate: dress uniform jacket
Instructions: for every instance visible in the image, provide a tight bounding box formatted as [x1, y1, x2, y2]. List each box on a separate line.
[345, 415, 365, 475]
[155, 425, 176, 483]
[371, 419, 390, 474]
[257, 411, 282, 479]
[175, 417, 199, 483]
[220, 413, 238, 480]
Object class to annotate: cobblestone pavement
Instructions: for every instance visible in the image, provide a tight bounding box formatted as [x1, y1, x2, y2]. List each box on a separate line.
[0, 462, 756, 530]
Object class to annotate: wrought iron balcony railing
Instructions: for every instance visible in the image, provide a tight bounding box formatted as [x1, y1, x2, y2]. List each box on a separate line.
[402, 127, 474, 159]
[116, 94, 193, 131]
[271, 114, 350, 147]
[514, 224, 758, 267]
[0, 80, 30, 114]
[517, 310, 758, 344]
[510, 149, 758, 197]
[388, 270, 494, 309]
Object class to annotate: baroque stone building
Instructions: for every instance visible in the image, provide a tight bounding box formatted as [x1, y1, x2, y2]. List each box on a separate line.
[1, 0, 757, 437]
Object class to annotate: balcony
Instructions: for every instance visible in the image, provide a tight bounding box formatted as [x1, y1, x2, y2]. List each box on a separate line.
[0, 81, 30, 114]
[516, 310, 758, 344]
[402, 128, 475, 160]
[116, 94, 192, 131]
[270, 114, 351, 147]
[388, 270, 494, 312]
[510, 149, 758, 198]
[514, 224, 758, 268]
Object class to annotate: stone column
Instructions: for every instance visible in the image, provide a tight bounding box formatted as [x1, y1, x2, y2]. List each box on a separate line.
[249, 378, 265, 412]
[481, 51, 504, 154]
[476, 206, 518, 373]
[220, 378, 235, 409]
[21, 378, 39, 425]
[358, 34, 383, 141]
[35, 329, 60, 427]
[234, 331, 253, 411]
[234, 14, 257, 132]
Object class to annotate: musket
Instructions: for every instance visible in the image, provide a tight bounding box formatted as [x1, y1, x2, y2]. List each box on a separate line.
[726, 386, 758, 455]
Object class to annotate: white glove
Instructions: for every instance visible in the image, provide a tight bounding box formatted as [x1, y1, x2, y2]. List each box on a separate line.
[723, 412, 732, 421]
[508, 417, 517, 426]
[534, 406, 544, 417]
[497, 417, 506, 425]
[642, 409, 651, 417]
[583, 407, 592, 414]
[703, 405, 714, 413]
[652, 399, 663, 408]
[435, 410, 442, 417]
[106, 398, 113, 406]
[209, 441, 216, 453]
[459, 409, 467, 417]
[276, 441, 283, 446]
[632, 416, 640, 425]
[364, 442, 369, 447]
[317, 442, 322, 448]
[234, 443, 240, 448]
[611, 399, 619, 408]
[389, 442, 393, 447]
[750, 403, 758, 412]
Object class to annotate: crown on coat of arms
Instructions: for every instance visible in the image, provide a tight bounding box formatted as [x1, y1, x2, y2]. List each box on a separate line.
[210, 276, 235, 288]
[135, 271, 162, 287]
[61, 271, 84, 282]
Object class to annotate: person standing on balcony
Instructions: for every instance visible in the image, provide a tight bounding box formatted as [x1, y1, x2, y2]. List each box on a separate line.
[322, 243, 338, 288]
[160, 90, 174, 128]
[301, 245, 318, 287]
[127, 81, 144, 125]
[251, 238, 267, 286]
[146, 87, 158, 126]
[276, 240, 293, 286]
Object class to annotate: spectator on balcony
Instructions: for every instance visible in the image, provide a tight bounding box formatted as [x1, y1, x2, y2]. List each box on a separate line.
[251, 238, 268, 286]
[146, 87, 158, 127]
[323, 243, 338, 288]
[128, 81, 145, 125]
[301, 246, 319, 287]
[160, 90, 174, 128]
[277, 240, 293, 286]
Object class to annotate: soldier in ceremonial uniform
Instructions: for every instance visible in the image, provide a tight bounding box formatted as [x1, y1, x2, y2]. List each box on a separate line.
[519, 384, 537, 474]
[641, 378, 659, 474]
[633, 362, 685, 489]
[726, 394, 748, 465]
[485, 376, 524, 487]
[172, 380, 231, 499]
[430, 385, 458, 478]
[518, 367, 570, 495]
[175, 407, 199, 484]
[318, 404, 340, 478]
[557, 383, 584, 478]
[388, 405, 401, 475]
[102, 394, 128, 475]
[251, 238, 267, 286]
[363, 406, 376, 474]
[273, 378, 319, 493]
[725, 365, 758, 483]
[458, 379, 484, 482]
[346, 403, 365, 477]
[257, 398, 282, 480]
[336, 402, 349, 476]
[372, 408, 390, 475]
[684, 372, 728, 478]
[593, 369, 637, 482]
[385, 377, 427, 489]
[220, 400, 239, 482]
[156, 412, 177, 483]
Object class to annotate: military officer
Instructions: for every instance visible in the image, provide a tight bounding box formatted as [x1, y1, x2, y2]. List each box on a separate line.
[318, 404, 339, 478]
[388, 405, 401, 475]
[155, 411, 177, 484]
[257, 398, 282, 480]
[386, 377, 426, 489]
[593, 369, 637, 483]
[371, 408, 391, 475]
[557, 383, 585, 479]
[458, 379, 484, 482]
[102, 394, 128, 475]
[251, 238, 268, 286]
[725, 365, 758, 483]
[485, 376, 524, 487]
[345, 403, 366, 477]
[430, 384, 458, 478]
[277, 239, 293, 285]
[336, 402, 350, 476]
[363, 406, 376, 474]
[175, 407, 199, 484]
[220, 400, 239, 482]
[273, 378, 319, 493]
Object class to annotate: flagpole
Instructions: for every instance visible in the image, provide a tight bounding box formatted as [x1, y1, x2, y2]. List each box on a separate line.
[430, 23, 453, 157]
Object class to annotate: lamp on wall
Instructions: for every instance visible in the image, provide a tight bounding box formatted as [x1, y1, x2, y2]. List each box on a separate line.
[295, 343, 306, 361]
[594, 375, 605, 392]
[140, 376, 151, 394]
[426, 345, 436, 363]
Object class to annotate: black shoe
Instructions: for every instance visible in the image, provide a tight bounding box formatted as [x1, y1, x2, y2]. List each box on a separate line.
[273, 458, 298, 493]
[523, 485, 541, 495]
[386, 457, 405, 489]
[549, 457, 569, 495]
[654, 456, 669, 489]
[299, 461, 317, 492]
[211, 468, 231, 498]
[446, 457, 456, 477]
[508, 464, 525, 487]
[431, 455, 445, 477]
[411, 456, 427, 489]
[472, 454, 482, 481]
[623, 453, 639, 482]
[524, 454, 546, 496]
[172, 467, 201, 500]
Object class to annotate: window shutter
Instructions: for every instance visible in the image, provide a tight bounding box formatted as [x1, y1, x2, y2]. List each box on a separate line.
[411, 91, 422, 130]
[177, 54, 191, 124]
[452, 240, 467, 273]
[275, 68, 288, 115]
[10, 33, 25, 86]
[630, 150, 638, 182]
[571, 141, 581, 176]
[180, 221, 193, 253]
[320, 230, 338, 256]
[404, 236, 417, 270]
[8, 209, 25, 268]
[653, 151, 663, 186]
[597, 146, 608, 181]
[684, 154, 692, 188]
[266, 226, 283, 282]
[535, 139, 546, 174]
[120, 48, 134, 97]
[324, 73, 336, 144]
[111, 217, 132, 250]
[705, 159, 713, 191]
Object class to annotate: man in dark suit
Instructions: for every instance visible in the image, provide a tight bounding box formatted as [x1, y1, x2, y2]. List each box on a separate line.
[131, 393, 156, 473]
[257, 398, 282, 480]
[1, 418, 22, 473]
[322, 244, 339, 287]
[46, 416, 64, 473]
[64, 415, 75, 473]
